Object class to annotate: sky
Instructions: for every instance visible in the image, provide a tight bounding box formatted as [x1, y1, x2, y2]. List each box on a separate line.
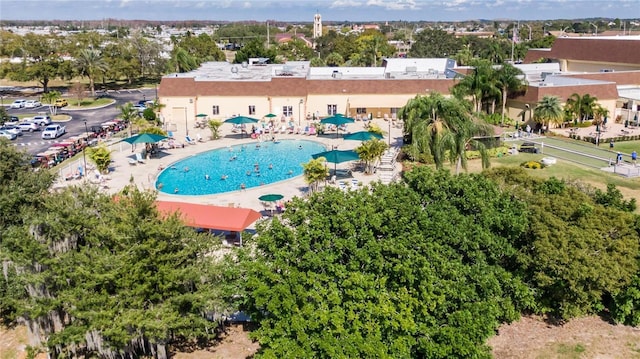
[1, 0, 639, 22]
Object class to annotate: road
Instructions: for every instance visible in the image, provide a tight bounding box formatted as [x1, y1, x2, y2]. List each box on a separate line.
[4, 88, 156, 155]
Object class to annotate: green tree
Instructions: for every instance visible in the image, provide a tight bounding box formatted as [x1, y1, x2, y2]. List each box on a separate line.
[276, 38, 314, 61]
[565, 93, 598, 123]
[41, 90, 61, 115]
[118, 102, 139, 136]
[86, 144, 112, 173]
[76, 49, 108, 97]
[452, 58, 497, 113]
[207, 119, 223, 140]
[409, 28, 462, 58]
[400, 92, 489, 172]
[243, 167, 532, 357]
[495, 63, 526, 125]
[533, 95, 564, 130]
[302, 157, 328, 193]
[234, 38, 276, 64]
[354, 139, 388, 174]
[325, 52, 345, 67]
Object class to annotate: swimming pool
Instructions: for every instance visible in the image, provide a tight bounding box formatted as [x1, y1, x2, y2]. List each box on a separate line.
[155, 139, 327, 195]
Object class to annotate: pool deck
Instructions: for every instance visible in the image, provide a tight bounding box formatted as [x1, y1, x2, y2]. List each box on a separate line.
[54, 117, 404, 216]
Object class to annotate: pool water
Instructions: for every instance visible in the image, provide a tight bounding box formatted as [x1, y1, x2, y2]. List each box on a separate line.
[155, 139, 327, 195]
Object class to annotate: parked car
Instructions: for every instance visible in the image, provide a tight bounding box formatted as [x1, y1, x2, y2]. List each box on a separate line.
[2, 116, 20, 125]
[31, 115, 52, 126]
[9, 99, 27, 109]
[24, 100, 42, 108]
[0, 125, 23, 136]
[133, 104, 147, 113]
[0, 130, 17, 140]
[54, 98, 68, 107]
[16, 122, 39, 132]
[519, 142, 540, 154]
[41, 124, 66, 139]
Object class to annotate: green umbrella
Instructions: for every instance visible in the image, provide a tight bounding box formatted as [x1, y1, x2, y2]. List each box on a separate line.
[312, 149, 360, 173]
[343, 131, 383, 141]
[224, 116, 259, 124]
[196, 113, 208, 118]
[122, 133, 168, 144]
[264, 113, 277, 118]
[258, 194, 284, 202]
[320, 115, 355, 138]
[224, 116, 259, 138]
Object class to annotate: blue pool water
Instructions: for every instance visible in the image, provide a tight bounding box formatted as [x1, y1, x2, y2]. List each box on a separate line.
[155, 139, 327, 195]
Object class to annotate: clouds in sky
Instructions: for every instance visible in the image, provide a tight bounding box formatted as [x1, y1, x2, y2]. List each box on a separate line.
[2, 0, 638, 21]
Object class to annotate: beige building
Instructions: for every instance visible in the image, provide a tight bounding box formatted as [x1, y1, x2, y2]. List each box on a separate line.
[157, 58, 457, 135]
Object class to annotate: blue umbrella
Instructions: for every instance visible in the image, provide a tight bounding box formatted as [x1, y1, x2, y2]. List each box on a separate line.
[343, 131, 383, 141]
[122, 133, 167, 144]
[320, 115, 355, 137]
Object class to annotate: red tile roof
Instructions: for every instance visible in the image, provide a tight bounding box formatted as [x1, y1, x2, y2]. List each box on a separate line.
[525, 37, 640, 66]
[156, 201, 262, 232]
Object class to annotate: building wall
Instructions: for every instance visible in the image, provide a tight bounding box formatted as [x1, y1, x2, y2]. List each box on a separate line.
[565, 60, 640, 72]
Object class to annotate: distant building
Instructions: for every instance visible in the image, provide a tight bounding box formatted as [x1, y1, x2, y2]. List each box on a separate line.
[313, 12, 322, 39]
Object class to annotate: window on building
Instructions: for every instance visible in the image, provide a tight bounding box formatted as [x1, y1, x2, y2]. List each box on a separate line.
[356, 107, 367, 114]
[327, 104, 337, 115]
[212, 105, 220, 115]
[248, 105, 256, 115]
[283, 106, 293, 117]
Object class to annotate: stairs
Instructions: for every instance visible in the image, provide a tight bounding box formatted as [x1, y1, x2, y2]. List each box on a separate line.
[377, 148, 399, 184]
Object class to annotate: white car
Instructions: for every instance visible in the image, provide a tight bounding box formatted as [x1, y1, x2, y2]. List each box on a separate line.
[31, 115, 52, 126]
[16, 122, 39, 132]
[9, 99, 27, 109]
[0, 125, 22, 136]
[24, 100, 42, 108]
[0, 130, 17, 140]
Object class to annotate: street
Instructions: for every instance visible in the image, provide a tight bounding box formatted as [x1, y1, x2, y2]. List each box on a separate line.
[4, 88, 156, 155]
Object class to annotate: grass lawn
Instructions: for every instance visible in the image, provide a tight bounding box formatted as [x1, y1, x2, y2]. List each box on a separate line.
[65, 98, 115, 109]
[610, 140, 640, 154]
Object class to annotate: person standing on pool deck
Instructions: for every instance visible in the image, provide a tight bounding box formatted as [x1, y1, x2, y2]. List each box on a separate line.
[632, 150, 637, 166]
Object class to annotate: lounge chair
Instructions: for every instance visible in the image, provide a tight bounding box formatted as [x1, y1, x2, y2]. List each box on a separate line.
[128, 157, 137, 165]
[185, 136, 196, 145]
[338, 181, 348, 191]
[135, 152, 146, 164]
[196, 133, 204, 142]
[351, 178, 360, 188]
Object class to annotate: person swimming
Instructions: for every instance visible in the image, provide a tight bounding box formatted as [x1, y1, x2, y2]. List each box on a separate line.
[174, 188, 179, 193]
[240, 183, 246, 190]
[205, 174, 210, 180]
[246, 170, 252, 176]
[184, 167, 189, 172]
[221, 175, 228, 180]
[268, 164, 273, 170]
[287, 170, 293, 175]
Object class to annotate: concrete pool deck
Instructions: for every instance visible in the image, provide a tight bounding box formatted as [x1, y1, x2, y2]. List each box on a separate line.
[55, 117, 404, 215]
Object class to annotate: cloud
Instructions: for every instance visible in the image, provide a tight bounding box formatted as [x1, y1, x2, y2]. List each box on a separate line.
[366, 0, 419, 10]
[330, 0, 364, 8]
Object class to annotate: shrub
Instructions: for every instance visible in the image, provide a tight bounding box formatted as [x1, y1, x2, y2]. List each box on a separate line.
[521, 161, 544, 169]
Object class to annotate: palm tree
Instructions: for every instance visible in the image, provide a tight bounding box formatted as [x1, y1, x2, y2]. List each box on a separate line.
[565, 93, 598, 123]
[400, 92, 490, 172]
[118, 103, 139, 136]
[495, 63, 525, 126]
[354, 139, 388, 174]
[449, 115, 493, 175]
[169, 47, 197, 73]
[302, 158, 329, 193]
[534, 95, 564, 130]
[452, 59, 495, 113]
[76, 49, 108, 97]
[41, 90, 61, 115]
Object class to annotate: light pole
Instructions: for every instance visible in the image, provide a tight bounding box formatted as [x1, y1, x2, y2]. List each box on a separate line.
[388, 116, 392, 147]
[590, 22, 598, 36]
[298, 99, 303, 127]
[184, 107, 188, 136]
[82, 120, 88, 177]
[525, 24, 532, 41]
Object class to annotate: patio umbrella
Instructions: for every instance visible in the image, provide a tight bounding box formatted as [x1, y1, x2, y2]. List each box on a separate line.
[258, 194, 284, 202]
[196, 113, 208, 118]
[343, 131, 383, 141]
[122, 133, 168, 144]
[224, 116, 259, 138]
[264, 113, 277, 118]
[320, 115, 355, 138]
[312, 149, 360, 173]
